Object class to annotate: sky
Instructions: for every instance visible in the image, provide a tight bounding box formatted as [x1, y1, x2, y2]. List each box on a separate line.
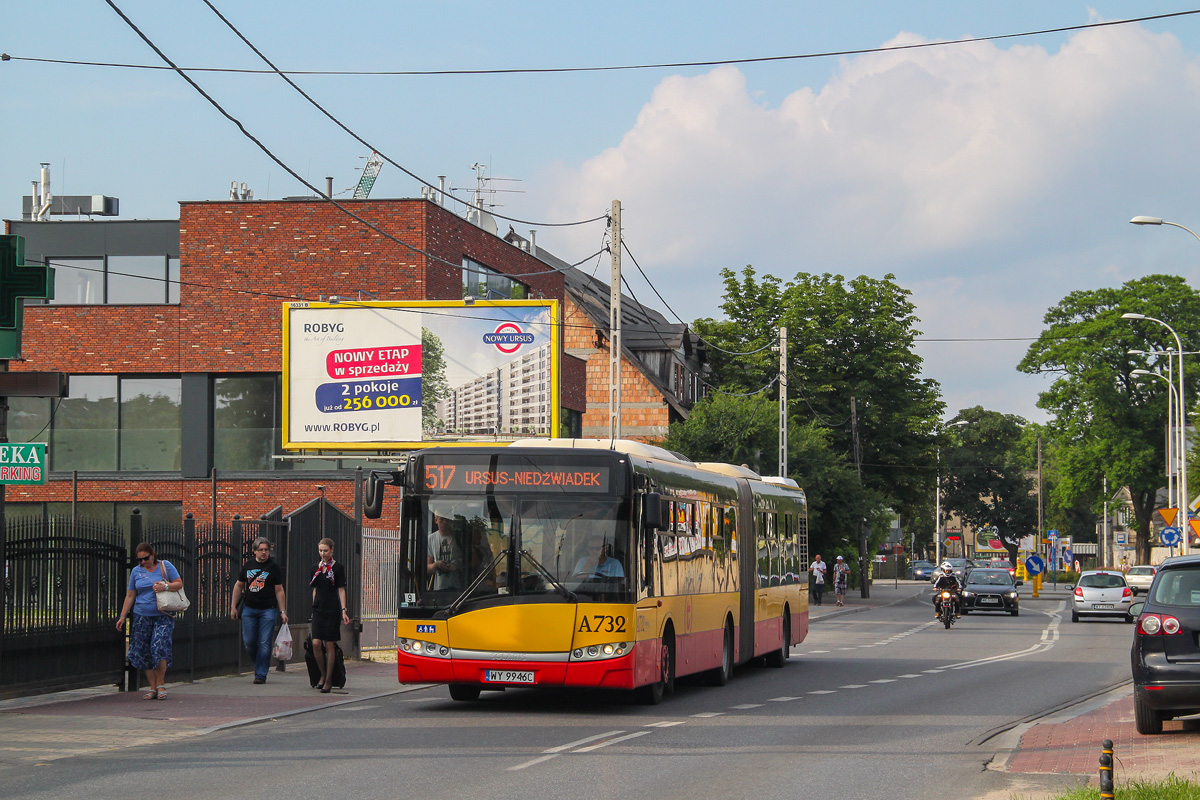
[6, 1, 1200, 425]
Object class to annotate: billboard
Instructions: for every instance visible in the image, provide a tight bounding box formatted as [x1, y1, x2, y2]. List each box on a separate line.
[282, 300, 559, 450]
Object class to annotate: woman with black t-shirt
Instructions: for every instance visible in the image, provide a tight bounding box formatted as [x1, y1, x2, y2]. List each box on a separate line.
[310, 537, 349, 693]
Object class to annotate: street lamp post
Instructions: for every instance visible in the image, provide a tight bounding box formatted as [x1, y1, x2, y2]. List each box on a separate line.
[1124, 309, 1189, 555]
[1132, 369, 1181, 515]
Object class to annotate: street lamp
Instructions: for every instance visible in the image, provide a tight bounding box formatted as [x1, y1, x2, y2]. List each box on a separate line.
[1124, 310, 1189, 554]
[1132, 369, 1181, 514]
[935, 420, 970, 566]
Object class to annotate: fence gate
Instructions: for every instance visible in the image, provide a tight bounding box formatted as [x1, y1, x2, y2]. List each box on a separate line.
[0, 516, 128, 697]
[361, 528, 400, 652]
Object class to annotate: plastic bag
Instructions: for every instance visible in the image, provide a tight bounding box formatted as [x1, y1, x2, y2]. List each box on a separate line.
[272, 622, 293, 661]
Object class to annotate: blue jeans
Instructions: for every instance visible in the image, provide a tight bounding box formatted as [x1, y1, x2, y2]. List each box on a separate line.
[241, 606, 278, 680]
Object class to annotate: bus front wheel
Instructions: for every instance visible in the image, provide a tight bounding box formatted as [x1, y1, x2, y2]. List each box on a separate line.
[636, 638, 674, 705]
[448, 684, 481, 701]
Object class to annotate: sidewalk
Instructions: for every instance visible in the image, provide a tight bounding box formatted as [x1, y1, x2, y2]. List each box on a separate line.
[0, 658, 412, 768]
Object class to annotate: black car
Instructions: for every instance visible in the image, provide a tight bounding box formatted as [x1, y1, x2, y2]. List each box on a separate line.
[960, 568, 1020, 616]
[1129, 553, 1200, 734]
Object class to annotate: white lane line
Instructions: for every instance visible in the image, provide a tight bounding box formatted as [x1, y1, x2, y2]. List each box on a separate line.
[508, 754, 560, 771]
[573, 731, 652, 752]
[768, 696, 801, 701]
[731, 703, 764, 709]
[870, 679, 897, 684]
[897, 674, 922, 679]
[840, 684, 868, 689]
[939, 642, 1049, 670]
[808, 690, 836, 695]
[808, 649, 830, 654]
[645, 720, 687, 728]
[837, 647, 857, 651]
[691, 712, 725, 718]
[858, 644, 877, 648]
[922, 669, 945, 674]
[543, 731, 625, 753]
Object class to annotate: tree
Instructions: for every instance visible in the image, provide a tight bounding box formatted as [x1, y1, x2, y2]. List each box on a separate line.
[940, 407, 1038, 567]
[421, 327, 450, 433]
[694, 267, 944, 537]
[1018, 274, 1200, 565]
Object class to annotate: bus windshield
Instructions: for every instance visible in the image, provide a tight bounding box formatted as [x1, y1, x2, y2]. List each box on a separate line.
[404, 495, 631, 613]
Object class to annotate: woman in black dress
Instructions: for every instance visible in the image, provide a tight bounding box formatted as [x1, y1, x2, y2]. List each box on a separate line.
[310, 537, 349, 692]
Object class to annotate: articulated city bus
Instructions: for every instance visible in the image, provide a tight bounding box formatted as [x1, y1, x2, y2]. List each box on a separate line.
[364, 438, 808, 703]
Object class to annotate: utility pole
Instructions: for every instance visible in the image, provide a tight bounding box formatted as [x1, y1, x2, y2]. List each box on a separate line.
[609, 200, 622, 440]
[1103, 475, 1109, 569]
[1037, 436, 1043, 560]
[851, 396, 868, 599]
[778, 326, 787, 477]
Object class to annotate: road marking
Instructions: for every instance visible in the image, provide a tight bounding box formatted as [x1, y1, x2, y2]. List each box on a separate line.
[508, 754, 559, 771]
[574, 731, 651, 752]
[730, 703, 763, 709]
[645, 720, 687, 727]
[922, 669, 945, 674]
[897, 674, 922, 679]
[543, 731, 624, 753]
[768, 696, 801, 701]
[840, 684, 868, 689]
[808, 690, 836, 694]
[808, 649, 830, 653]
[691, 712, 725, 718]
[870, 679, 896, 684]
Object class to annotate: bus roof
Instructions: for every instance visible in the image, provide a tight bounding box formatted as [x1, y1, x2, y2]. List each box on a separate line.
[516, 437, 691, 464]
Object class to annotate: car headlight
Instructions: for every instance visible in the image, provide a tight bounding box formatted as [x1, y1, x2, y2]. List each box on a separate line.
[1007, 592, 1018, 599]
[962, 591, 975, 597]
[570, 642, 630, 662]
[399, 637, 452, 659]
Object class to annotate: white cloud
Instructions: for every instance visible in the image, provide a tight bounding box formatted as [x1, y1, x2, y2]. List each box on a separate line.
[537, 22, 1200, 420]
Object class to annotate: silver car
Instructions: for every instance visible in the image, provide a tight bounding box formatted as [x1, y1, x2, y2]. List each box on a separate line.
[1125, 565, 1156, 595]
[1071, 570, 1134, 623]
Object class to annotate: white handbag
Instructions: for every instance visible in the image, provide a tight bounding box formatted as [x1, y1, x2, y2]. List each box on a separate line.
[154, 562, 191, 613]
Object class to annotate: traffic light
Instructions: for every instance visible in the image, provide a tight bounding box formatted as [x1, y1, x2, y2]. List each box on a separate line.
[0, 235, 55, 358]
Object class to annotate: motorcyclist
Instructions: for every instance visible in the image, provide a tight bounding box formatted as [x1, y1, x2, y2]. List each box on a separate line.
[931, 561, 962, 617]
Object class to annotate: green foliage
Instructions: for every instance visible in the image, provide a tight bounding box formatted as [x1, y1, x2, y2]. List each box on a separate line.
[690, 266, 943, 550]
[1019, 274, 1200, 564]
[421, 327, 450, 433]
[1036, 774, 1200, 800]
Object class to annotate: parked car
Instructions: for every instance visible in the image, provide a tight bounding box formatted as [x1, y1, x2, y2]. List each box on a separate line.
[1071, 570, 1134, 623]
[1129, 554, 1200, 734]
[908, 560, 937, 581]
[1126, 565, 1157, 595]
[961, 568, 1020, 616]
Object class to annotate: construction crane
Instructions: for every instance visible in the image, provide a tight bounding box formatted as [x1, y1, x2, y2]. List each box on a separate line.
[353, 151, 384, 199]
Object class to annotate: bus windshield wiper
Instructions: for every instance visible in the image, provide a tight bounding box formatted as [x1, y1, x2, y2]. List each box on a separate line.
[519, 550, 577, 602]
[444, 549, 511, 617]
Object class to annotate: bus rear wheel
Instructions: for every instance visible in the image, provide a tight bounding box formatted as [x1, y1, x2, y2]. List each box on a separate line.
[765, 611, 790, 668]
[636, 638, 674, 705]
[705, 621, 734, 686]
[448, 684, 481, 702]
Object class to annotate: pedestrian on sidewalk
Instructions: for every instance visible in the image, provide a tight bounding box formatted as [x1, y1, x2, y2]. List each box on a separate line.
[809, 554, 827, 606]
[231, 537, 289, 684]
[310, 537, 349, 693]
[833, 555, 850, 606]
[116, 543, 183, 700]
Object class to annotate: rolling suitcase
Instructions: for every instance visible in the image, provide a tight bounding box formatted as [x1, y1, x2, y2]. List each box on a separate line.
[303, 636, 346, 689]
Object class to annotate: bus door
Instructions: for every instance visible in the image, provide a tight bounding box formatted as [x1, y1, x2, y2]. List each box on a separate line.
[736, 480, 756, 661]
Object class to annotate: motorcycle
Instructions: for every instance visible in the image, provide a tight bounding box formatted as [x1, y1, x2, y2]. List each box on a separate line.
[935, 590, 956, 629]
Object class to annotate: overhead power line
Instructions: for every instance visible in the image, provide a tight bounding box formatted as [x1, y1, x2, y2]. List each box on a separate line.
[5, 10, 1196, 76]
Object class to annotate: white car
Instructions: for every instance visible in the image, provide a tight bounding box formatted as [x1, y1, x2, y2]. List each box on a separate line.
[1071, 570, 1134, 623]
[1125, 565, 1156, 595]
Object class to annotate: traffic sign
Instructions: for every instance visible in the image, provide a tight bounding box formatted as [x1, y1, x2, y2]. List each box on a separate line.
[1116, 532, 1126, 545]
[1048, 529, 1058, 540]
[1160, 527, 1182, 547]
[1025, 554, 1046, 575]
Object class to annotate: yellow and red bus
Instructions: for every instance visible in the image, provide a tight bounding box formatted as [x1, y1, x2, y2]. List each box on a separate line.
[364, 438, 808, 703]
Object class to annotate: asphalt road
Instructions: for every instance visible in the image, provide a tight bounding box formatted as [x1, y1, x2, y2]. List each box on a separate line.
[0, 593, 1132, 800]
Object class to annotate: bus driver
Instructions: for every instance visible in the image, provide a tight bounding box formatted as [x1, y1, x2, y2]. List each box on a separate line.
[573, 536, 624, 579]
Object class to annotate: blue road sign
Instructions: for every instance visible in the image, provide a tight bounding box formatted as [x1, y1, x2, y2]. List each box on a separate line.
[1048, 529, 1058, 540]
[1161, 527, 1182, 547]
[1025, 555, 1046, 575]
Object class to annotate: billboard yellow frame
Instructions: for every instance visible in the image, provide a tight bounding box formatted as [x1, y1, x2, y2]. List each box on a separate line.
[280, 298, 561, 450]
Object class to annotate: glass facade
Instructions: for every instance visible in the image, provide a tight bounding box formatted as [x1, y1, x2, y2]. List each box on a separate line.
[45, 255, 179, 305]
[119, 378, 181, 470]
[463, 257, 527, 300]
[214, 376, 276, 470]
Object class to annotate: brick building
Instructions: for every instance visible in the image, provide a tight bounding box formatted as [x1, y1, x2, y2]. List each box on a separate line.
[3, 197, 587, 525]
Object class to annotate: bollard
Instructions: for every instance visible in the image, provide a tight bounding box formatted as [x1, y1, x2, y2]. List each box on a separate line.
[1099, 738, 1114, 799]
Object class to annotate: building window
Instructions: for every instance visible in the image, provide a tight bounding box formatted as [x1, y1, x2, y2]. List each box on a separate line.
[53, 375, 118, 470]
[119, 377, 181, 470]
[215, 375, 277, 470]
[462, 257, 527, 300]
[46, 255, 178, 305]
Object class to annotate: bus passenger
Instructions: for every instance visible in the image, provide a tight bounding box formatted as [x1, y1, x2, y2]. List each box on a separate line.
[428, 514, 464, 591]
[573, 537, 625, 579]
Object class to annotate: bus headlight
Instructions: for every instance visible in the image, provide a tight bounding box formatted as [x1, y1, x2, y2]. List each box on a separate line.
[570, 642, 630, 662]
[399, 637, 452, 659]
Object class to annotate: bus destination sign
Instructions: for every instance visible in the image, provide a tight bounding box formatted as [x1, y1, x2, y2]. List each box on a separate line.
[422, 461, 610, 493]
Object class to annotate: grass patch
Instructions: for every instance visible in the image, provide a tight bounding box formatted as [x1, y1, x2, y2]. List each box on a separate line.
[1024, 774, 1200, 799]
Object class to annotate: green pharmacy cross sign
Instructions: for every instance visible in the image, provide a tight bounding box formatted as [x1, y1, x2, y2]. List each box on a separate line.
[0, 235, 55, 359]
[0, 443, 46, 485]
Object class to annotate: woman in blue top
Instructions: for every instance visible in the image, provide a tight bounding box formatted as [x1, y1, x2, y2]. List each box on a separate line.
[116, 543, 183, 700]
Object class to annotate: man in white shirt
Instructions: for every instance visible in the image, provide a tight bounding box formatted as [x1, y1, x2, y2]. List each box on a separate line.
[809, 554, 827, 606]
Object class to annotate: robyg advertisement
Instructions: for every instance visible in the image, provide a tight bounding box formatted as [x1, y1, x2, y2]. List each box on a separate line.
[283, 301, 558, 449]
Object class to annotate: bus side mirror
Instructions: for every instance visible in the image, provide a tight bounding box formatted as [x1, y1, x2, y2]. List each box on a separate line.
[363, 469, 404, 519]
[642, 492, 666, 531]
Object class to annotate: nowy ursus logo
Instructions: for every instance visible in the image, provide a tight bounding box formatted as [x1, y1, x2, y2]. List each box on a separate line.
[483, 322, 535, 354]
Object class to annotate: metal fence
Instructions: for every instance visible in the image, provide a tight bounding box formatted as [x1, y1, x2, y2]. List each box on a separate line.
[361, 528, 400, 652]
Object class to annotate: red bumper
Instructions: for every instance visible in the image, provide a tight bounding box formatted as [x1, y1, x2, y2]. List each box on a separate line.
[396, 648, 638, 690]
